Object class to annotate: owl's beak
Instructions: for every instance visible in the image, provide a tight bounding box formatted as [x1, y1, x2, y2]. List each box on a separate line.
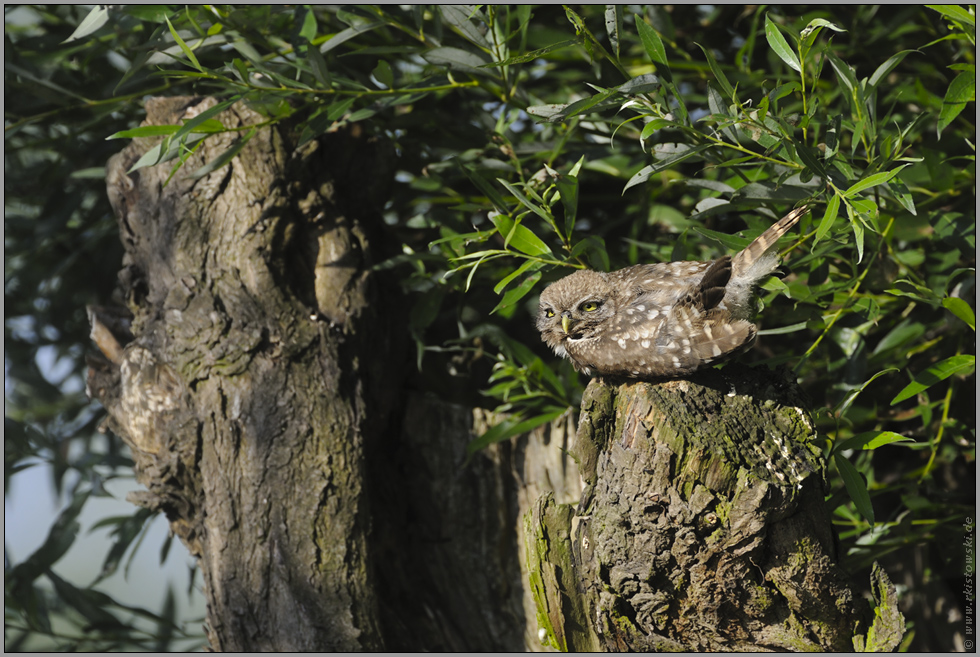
[561, 315, 572, 335]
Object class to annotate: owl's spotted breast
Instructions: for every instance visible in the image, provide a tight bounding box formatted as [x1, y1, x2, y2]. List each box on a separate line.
[535, 207, 807, 379]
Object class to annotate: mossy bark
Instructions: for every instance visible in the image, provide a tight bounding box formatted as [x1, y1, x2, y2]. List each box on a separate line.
[525, 367, 905, 651]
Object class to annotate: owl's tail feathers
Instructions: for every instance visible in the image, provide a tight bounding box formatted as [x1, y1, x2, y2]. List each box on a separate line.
[733, 205, 808, 281]
[727, 205, 808, 318]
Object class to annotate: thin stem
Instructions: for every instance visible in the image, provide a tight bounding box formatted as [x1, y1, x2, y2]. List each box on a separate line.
[794, 215, 896, 373]
[919, 376, 956, 483]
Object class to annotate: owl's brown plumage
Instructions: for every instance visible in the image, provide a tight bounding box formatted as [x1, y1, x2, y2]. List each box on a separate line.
[536, 207, 807, 379]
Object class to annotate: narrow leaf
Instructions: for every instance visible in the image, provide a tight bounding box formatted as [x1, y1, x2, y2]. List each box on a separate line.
[467, 408, 566, 453]
[834, 453, 875, 525]
[694, 42, 736, 100]
[635, 17, 670, 80]
[555, 173, 579, 238]
[835, 431, 914, 452]
[491, 271, 542, 314]
[189, 127, 257, 180]
[926, 4, 976, 28]
[605, 5, 623, 58]
[891, 354, 976, 404]
[943, 297, 975, 330]
[843, 165, 908, 198]
[488, 211, 552, 256]
[814, 194, 840, 245]
[765, 15, 801, 73]
[481, 39, 579, 67]
[868, 50, 917, 89]
[887, 176, 917, 215]
[166, 17, 203, 72]
[625, 144, 711, 191]
[63, 5, 110, 43]
[441, 5, 491, 49]
[320, 21, 384, 55]
[494, 259, 542, 294]
[938, 71, 975, 137]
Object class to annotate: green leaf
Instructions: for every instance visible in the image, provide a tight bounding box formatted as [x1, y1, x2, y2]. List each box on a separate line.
[843, 165, 908, 198]
[640, 118, 673, 142]
[189, 127, 257, 180]
[625, 144, 711, 191]
[868, 50, 918, 89]
[891, 354, 976, 404]
[943, 297, 975, 330]
[422, 46, 492, 75]
[887, 176, 916, 215]
[835, 431, 914, 452]
[491, 271, 542, 314]
[496, 179, 553, 225]
[618, 74, 660, 95]
[494, 259, 543, 294]
[467, 407, 566, 453]
[765, 15, 801, 73]
[559, 87, 622, 119]
[825, 51, 860, 99]
[165, 17, 203, 72]
[834, 368, 898, 417]
[872, 320, 925, 356]
[555, 171, 580, 238]
[926, 4, 976, 28]
[813, 194, 840, 246]
[440, 4, 491, 50]
[635, 16, 670, 79]
[834, 453, 875, 525]
[63, 5, 110, 43]
[489, 211, 553, 256]
[320, 21, 384, 55]
[308, 47, 331, 87]
[372, 59, 394, 88]
[694, 42, 736, 100]
[938, 71, 975, 136]
[107, 125, 181, 140]
[107, 120, 225, 141]
[298, 7, 317, 42]
[481, 39, 579, 67]
[605, 5, 623, 58]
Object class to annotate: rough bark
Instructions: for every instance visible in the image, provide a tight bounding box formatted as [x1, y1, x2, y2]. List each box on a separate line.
[524, 367, 906, 651]
[92, 96, 398, 650]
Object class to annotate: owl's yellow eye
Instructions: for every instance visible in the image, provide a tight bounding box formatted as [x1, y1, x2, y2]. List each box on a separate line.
[582, 301, 599, 312]
[545, 310, 555, 318]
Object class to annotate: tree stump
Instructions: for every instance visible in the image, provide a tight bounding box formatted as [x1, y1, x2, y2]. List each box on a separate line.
[525, 366, 905, 651]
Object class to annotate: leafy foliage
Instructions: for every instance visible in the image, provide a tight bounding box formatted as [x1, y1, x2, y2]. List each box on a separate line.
[5, 4, 974, 651]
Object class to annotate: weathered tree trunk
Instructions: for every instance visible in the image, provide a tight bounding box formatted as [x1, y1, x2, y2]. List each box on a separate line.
[524, 369, 905, 652]
[93, 96, 400, 650]
[89, 97, 903, 652]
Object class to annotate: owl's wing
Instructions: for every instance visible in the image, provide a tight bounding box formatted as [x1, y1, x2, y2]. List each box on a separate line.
[575, 259, 754, 378]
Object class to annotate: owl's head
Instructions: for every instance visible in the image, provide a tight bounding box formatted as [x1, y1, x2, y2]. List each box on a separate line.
[536, 269, 617, 353]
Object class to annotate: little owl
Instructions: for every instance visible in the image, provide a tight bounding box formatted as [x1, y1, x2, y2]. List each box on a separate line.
[536, 207, 807, 379]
